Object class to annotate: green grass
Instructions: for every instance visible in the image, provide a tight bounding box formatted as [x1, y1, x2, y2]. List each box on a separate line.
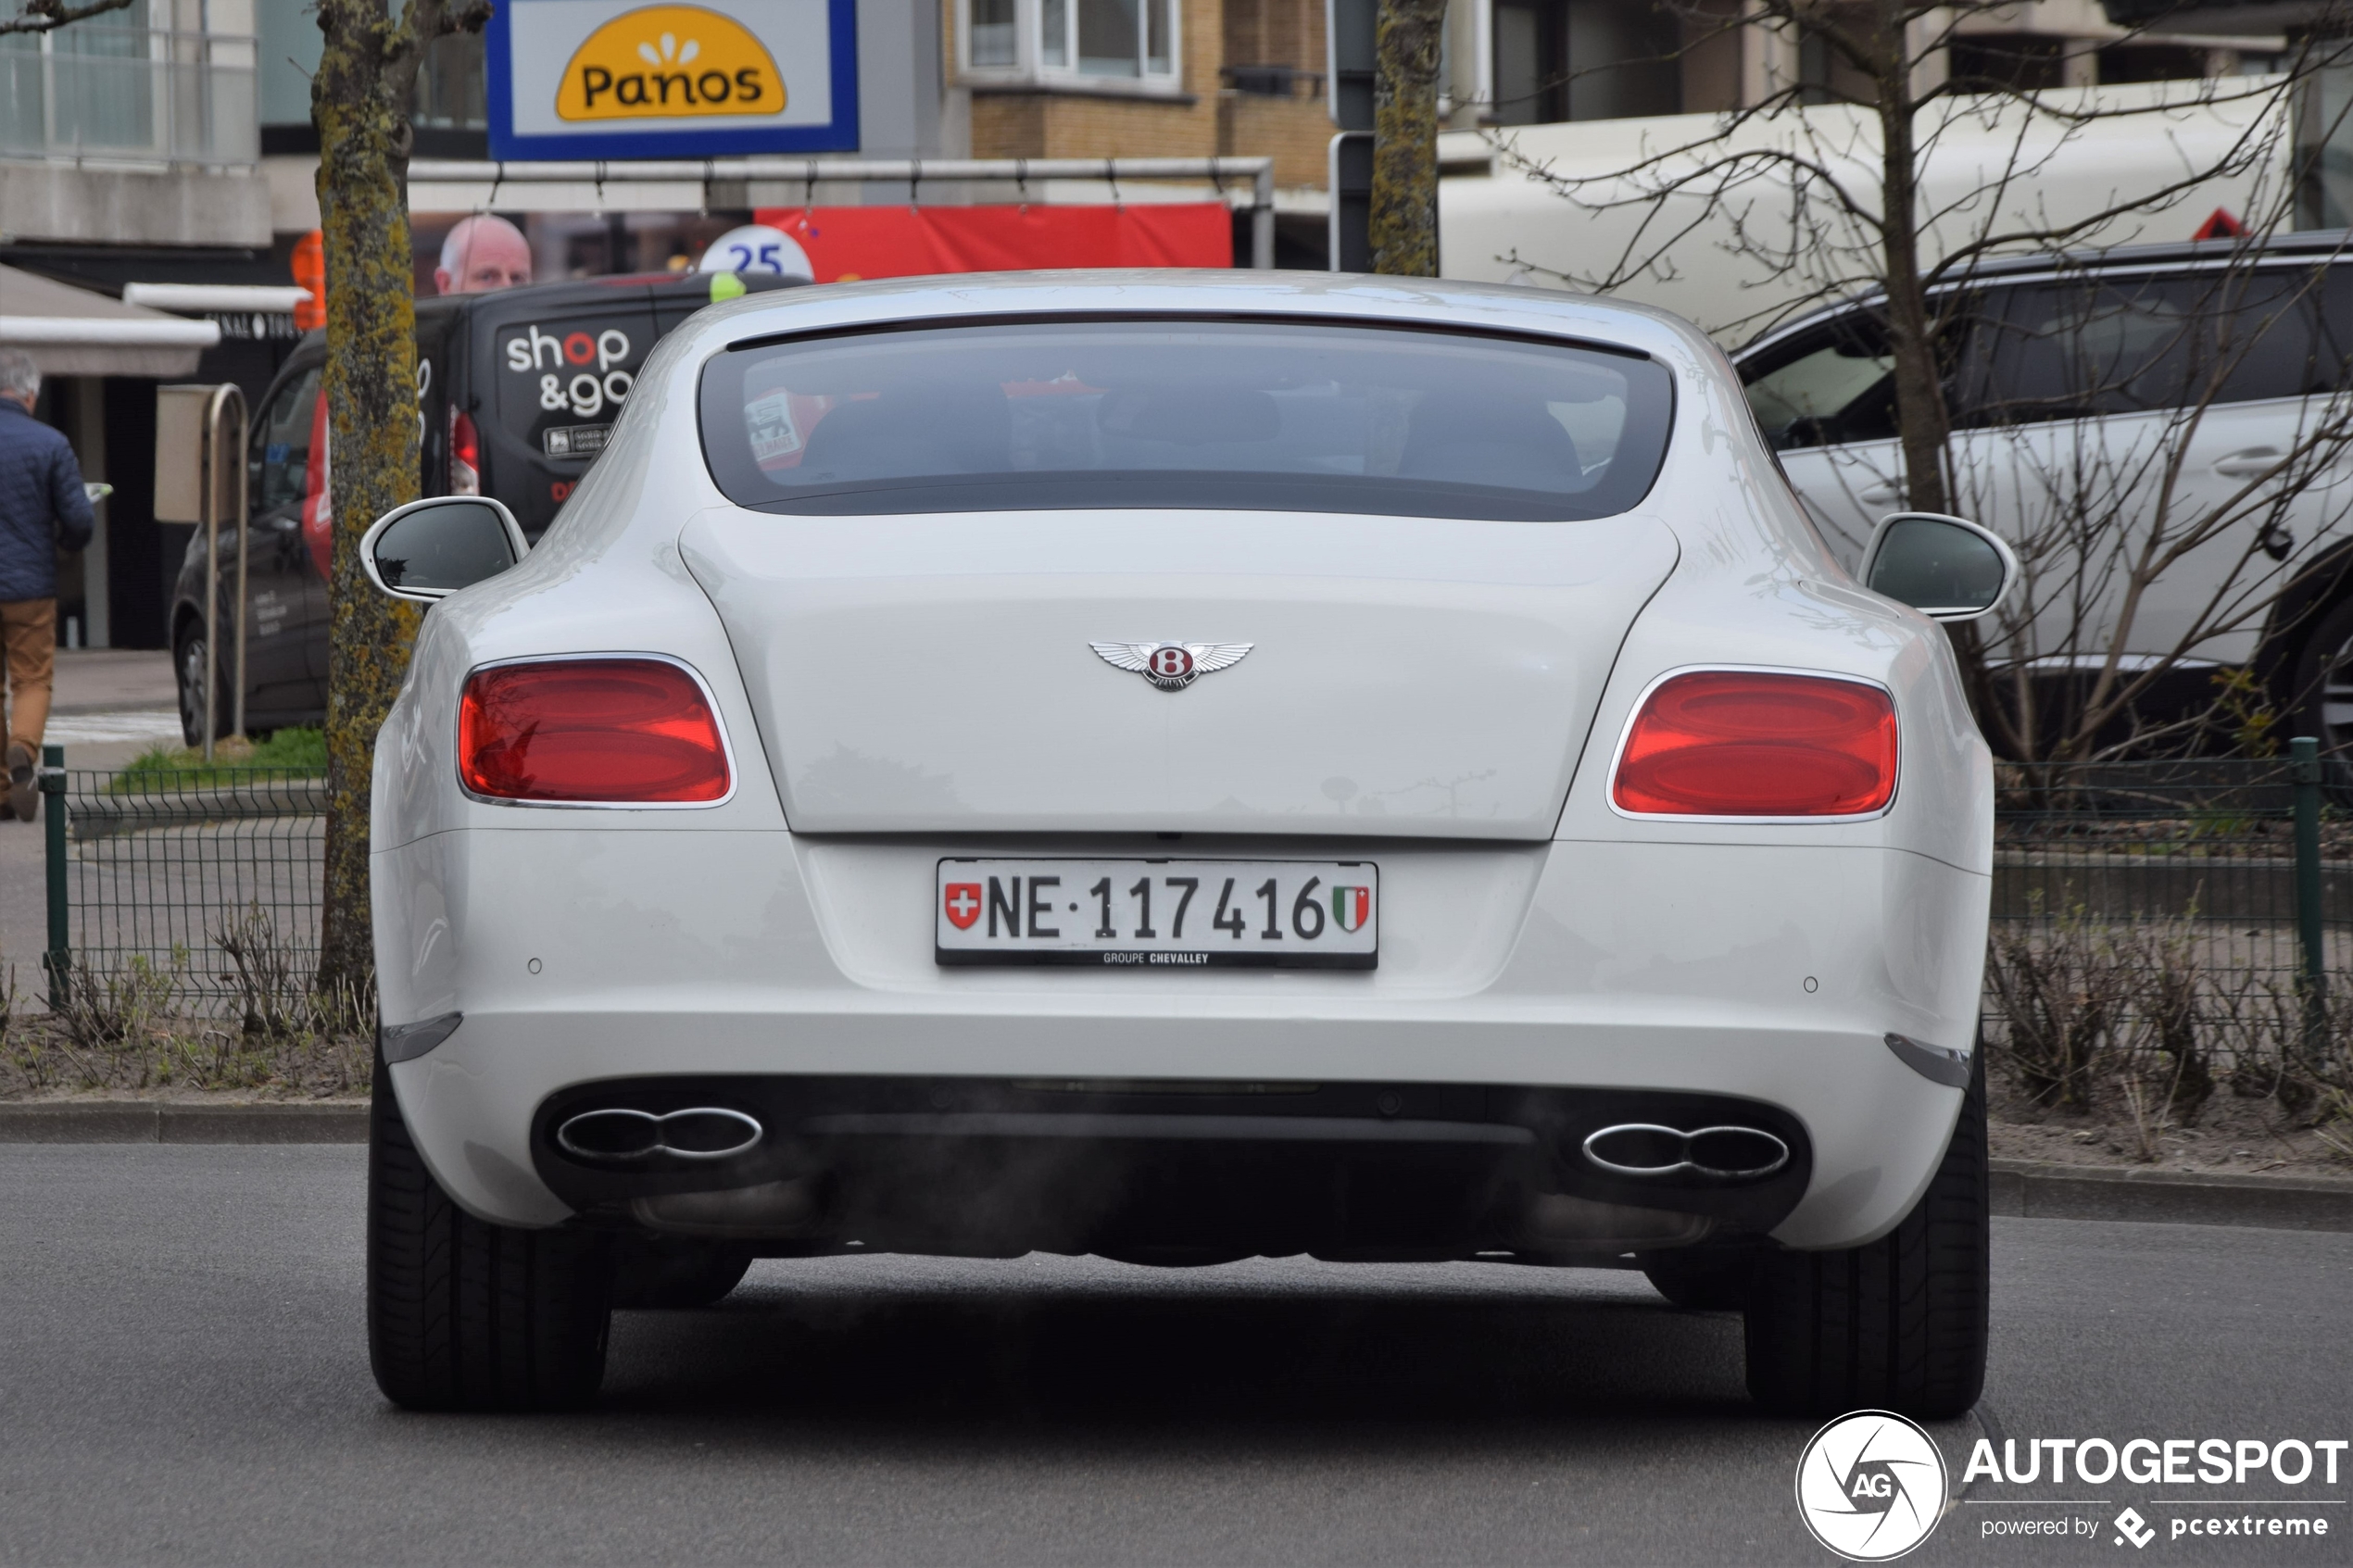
[111, 727, 327, 792]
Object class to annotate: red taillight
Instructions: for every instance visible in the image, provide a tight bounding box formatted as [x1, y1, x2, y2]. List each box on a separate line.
[459, 659, 729, 804]
[448, 408, 481, 496]
[1613, 671, 1896, 817]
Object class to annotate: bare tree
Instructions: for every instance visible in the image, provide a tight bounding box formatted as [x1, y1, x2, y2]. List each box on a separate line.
[1481, 4, 2353, 764]
[310, 0, 489, 989]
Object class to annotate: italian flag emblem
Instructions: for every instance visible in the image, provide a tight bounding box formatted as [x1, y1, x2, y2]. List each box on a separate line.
[1332, 884, 1372, 934]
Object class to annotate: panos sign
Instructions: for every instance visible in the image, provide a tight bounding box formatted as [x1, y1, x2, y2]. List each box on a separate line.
[487, 0, 859, 158]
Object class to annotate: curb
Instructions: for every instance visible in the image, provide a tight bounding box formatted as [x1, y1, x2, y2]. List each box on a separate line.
[0, 1101, 366, 1144]
[1990, 1158, 2353, 1233]
[1, 1107, 2347, 1232]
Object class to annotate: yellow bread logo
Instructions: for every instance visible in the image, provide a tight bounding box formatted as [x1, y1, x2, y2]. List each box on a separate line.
[557, 6, 784, 120]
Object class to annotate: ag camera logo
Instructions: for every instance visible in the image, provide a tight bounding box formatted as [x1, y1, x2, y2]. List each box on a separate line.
[1795, 1411, 1949, 1561]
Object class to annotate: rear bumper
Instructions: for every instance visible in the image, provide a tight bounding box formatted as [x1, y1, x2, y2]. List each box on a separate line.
[377, 828, 1987, 1248]
[528, 1075, 1812, 1261]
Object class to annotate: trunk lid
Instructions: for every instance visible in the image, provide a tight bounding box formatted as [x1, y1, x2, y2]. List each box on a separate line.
[680, 508, 1677, 838]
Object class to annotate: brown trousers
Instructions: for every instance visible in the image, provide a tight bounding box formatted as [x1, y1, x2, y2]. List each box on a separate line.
[1, 598, 55, 756]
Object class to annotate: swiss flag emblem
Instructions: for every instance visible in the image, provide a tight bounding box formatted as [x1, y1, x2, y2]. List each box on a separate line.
[943, 883, 983, 930]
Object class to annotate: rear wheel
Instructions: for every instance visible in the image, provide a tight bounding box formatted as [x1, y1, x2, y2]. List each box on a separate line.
[1743, 1049, 1988, 1420]
[368, 1056, 614, 1411]
[2293, 596, 2353, 786]
[610, 1237, 753, 1309]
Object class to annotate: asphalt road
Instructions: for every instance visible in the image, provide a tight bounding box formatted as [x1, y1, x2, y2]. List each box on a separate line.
[2, 1147, 2348, 1566]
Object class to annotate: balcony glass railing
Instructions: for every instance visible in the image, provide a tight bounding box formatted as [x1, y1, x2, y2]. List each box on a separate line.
[0, 27, 258, 168]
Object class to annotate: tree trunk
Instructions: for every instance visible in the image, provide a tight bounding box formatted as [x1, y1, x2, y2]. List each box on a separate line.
[310, 0, 434, 992]
[1370, 0, 1445, 277]
[1868, 10, 2004, 737]
[1872, 19, 1950, 518]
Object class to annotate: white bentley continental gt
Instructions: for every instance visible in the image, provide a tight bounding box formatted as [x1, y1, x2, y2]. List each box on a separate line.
[357, 271, 2012, 1418]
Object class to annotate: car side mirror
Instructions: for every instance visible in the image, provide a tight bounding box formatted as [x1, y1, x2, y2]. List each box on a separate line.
[1860, 511, 2017, 621]
[359, 496, 528, 604]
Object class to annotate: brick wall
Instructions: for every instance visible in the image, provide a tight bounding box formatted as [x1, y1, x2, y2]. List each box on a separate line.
[972, 91, 1220, 158]
[1181, 0, 1223, 98]
[969, 92, 1049, 155]
[1218, 92, 1330, 188]
[955, 0, 1328, 189]
[1223, 0, 1323, 80]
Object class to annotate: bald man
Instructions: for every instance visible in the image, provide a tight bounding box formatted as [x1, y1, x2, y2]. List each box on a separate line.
[434, 215, 533, 295]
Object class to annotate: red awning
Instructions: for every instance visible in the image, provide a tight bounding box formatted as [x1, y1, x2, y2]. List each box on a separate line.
[750, 203, 1233, 282]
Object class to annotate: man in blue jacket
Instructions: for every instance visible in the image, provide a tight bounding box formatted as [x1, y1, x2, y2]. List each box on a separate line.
[0, 350, 94, 823]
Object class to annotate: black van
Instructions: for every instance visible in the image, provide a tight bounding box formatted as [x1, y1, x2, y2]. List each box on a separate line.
[170, 270, 800, 744]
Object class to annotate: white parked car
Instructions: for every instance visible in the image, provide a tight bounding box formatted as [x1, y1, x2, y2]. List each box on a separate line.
[1734, 235, 2353, 748]
[359, 271, 2007, 1418]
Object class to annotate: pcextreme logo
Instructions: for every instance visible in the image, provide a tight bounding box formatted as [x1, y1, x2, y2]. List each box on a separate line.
[556, 5, 784, 121]
[1795, 1411, 1950, 1562]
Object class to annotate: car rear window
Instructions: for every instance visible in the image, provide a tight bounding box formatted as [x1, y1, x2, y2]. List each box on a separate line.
[698, 318, 1675, 520]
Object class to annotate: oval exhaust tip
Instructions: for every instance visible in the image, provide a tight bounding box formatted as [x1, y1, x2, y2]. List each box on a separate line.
[1583, 1122, 1789, 1181]
[656, 1108, 765, 1160]
[556, 1106, 762, 1164]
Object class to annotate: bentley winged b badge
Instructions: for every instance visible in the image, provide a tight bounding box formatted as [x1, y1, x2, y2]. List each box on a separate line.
[1090, 641, 1253, 692]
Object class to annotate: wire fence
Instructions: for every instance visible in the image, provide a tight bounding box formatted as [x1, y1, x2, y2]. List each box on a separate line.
[42, 748, 324, 1017]
[31, 743, 2353, 1031]
[1990, 746, 2343, 1007]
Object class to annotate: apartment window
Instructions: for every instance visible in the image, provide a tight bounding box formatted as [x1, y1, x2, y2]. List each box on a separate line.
[973, 0, 1017, 66]
[1947, 35, 2067, 93]
[1489, 0, 1677, 126]
[414, 30, 486, 130]
[0, 0, 260, 168]
[964, 0, 1178, 83]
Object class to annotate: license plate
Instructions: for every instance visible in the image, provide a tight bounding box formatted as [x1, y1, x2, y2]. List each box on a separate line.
[937, 859, 1378, 969]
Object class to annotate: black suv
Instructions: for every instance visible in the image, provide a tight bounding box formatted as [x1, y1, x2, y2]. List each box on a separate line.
[170, 270, 799, 744]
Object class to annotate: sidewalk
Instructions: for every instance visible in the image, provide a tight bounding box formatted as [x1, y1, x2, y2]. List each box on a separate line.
[0, 650, 179, 996]
[41, 649, 178, 720]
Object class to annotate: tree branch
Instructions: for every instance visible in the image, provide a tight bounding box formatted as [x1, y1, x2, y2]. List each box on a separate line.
[0, 0, 137, 34]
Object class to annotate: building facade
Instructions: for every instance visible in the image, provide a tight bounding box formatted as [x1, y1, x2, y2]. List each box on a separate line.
[0, 0, 270, 248]
[2, 0, 284, 648]
[1463, 0, 2283, 132]
[952, 0, 1332, 189]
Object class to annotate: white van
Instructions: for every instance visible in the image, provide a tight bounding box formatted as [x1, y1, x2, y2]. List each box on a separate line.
[1439, 81, 2285, 347]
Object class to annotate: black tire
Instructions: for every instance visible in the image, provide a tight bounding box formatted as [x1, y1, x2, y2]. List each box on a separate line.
[1643, 1249, 1759, 1311]
[2293, 596, 2353, 790]
[367, 1057, 614, 1411]
[174, 625, 208, 749]
[1743, 1049, 1988, 1420]
[610, 1237, 753, 1309]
